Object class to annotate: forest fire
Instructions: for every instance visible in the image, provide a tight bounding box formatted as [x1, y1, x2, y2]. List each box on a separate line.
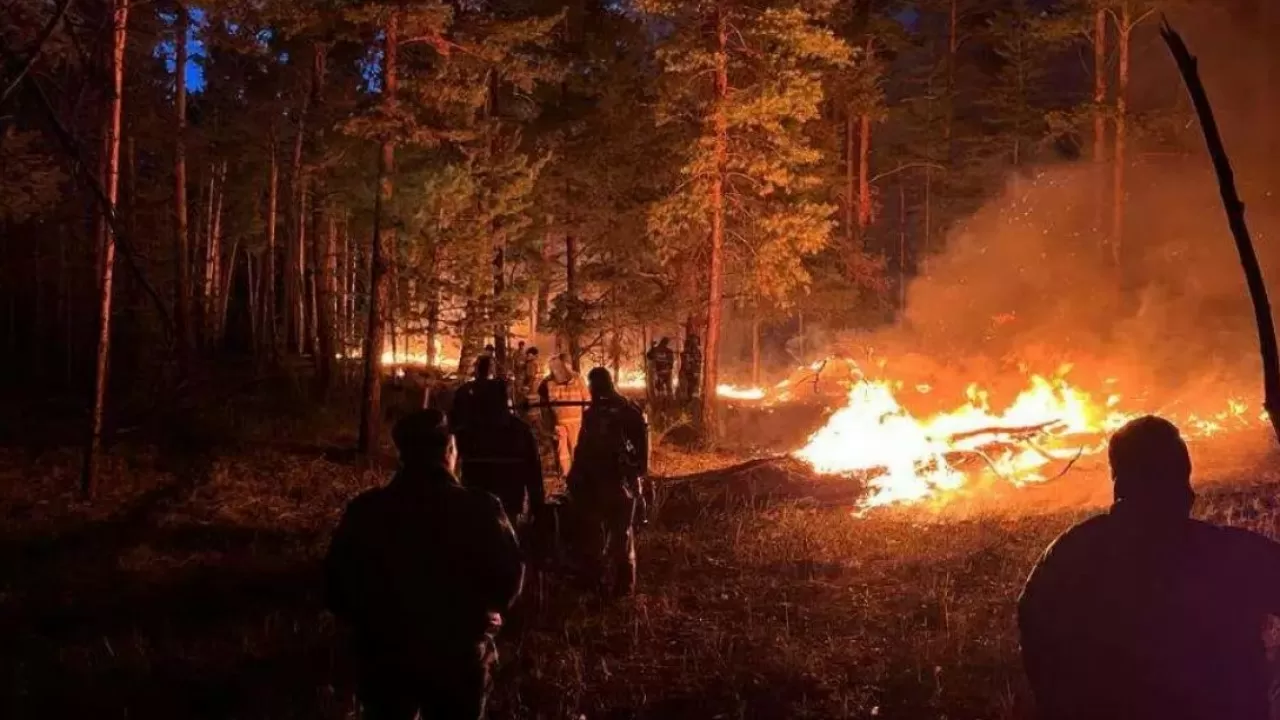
[791, 361, 1265, 510]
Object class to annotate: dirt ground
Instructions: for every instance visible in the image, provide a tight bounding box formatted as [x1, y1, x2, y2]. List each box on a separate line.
[4, 386, 1280, 719]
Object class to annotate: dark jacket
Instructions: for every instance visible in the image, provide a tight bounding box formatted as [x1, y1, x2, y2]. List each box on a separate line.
[324, 464, 524, 661]
[680, 345, 701, 380]
[647, 346, 675, 376]
[455, 413, 546, 520]
[568, 393, 649, 500]
[1018, 510, 1280, 720]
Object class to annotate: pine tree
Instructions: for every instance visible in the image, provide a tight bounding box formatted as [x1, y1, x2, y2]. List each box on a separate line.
[643, 0, 851, 432]
[977, 0, 1073, 175]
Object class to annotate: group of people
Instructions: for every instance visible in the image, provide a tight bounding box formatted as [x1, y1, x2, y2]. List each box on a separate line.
[645, 334, 701, 408]
[325, 354, 648, 719]
[327, 363, 1280, 720]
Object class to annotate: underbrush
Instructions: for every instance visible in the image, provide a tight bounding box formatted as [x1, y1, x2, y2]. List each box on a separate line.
[4, 400, 1280, 718]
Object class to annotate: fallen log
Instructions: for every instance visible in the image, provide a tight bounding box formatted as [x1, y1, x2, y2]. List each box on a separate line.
[657, 456, 866, 522]
[654, 440, 1097, 520]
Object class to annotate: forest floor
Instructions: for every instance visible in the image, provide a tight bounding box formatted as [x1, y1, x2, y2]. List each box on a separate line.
[4, 378, 1280, 719]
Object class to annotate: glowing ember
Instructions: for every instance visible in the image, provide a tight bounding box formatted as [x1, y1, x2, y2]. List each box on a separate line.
[717, 383, 767, 400]
[792, 360, 1265, 511]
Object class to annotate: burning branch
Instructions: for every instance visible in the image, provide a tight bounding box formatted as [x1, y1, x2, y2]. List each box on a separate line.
[943, 421, 1060, 444]
[1160, 19, 1280, 445]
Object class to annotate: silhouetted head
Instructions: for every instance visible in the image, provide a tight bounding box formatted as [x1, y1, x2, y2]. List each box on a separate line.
[527, 346, 539, 357]
[393, 409, 456, 473]
[1108, 415, 1194, 520]
[517, 341, 525, 350]
[587, 367, 616, 401]
[484, 344, 495, 353]
[474, 355, 493, 380]
[659, 337, 670, 348]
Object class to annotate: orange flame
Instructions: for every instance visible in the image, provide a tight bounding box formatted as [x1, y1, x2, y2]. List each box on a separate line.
[791, 359, 1262, 510]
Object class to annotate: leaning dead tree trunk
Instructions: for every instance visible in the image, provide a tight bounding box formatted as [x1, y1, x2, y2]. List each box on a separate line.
[83, 0, 129, 498]
[1161, 22, 1280, 444]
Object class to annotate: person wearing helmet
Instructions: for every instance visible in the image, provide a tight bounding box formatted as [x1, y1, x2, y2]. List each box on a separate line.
[537, 353, 588, 480]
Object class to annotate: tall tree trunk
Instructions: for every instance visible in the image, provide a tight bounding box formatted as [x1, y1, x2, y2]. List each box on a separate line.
[751, 312, 761, 385]
[536, 225, 552, 336]
[210, 161, 226, 342]
[61, 231, 72, 387]
[1093, 5, 1108, 240]
[857, 110, 872, 233]
[196, 168, 212, 342]
[565, 232, 580, 370]
[310, 42, 333, 395]
[219, 237, 238, 342]
[922, 70, 935, 271]
[94, 116, 109, 285]
[857, 38, 873, 237]
[265, 131, 279, 358]
[359, 11, 397, 455]
[702, 3, 728, 431]
[83, 0, 129, 498]
[898, 181, 907, 309]
[459, 294, 480, 376]
[297, 187, 308, 354]
[427, 283, 441, 368]
[845, 110, 855, 246]
[488, 72, 506, 375]
[946, 0, 958, 155]
[288, 89, 309, 354]
[173, 3, 191, 372]
[1112, 3, 1131, 275]
[494, 243, 506, 374]
[203, 162, 225, 346]
[247, 252, 258, 350]
[528, 291, 538, 340]
[797, 310, 805, 362]
[344, 215, 354, 355]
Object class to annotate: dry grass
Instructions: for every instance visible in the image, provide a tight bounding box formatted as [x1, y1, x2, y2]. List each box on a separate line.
[4, 390, 1280, 719]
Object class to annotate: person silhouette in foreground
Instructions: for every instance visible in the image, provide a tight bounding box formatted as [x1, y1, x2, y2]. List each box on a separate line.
[451, 355, 494, 434]
[453, 379, 545, 522]
[1018, 414, 1280, 720]
[325, 410, 523, 720]
[568, 368, 649, 596]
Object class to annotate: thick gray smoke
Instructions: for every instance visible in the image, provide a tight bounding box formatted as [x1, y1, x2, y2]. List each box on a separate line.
[847, 159, 1280, 421]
